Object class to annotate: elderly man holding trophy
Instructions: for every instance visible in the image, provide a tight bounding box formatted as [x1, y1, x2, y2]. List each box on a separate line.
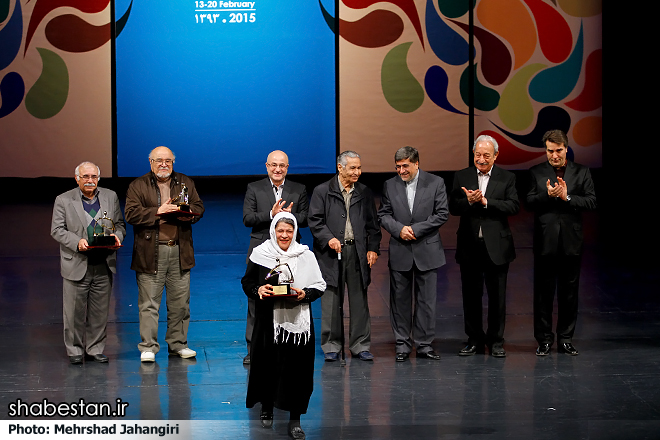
[125, 146, 205, 363]
[51, 161, 125, 364]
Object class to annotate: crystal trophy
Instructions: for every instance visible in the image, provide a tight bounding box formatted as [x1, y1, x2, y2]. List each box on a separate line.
[90, 211, 117, 247]
[265, 259, 294, 296]
[171, 183, 190, 212]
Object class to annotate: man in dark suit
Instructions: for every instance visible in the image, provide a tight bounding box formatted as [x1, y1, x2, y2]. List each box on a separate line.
[378, 146, 449, 362]
[449, 135, 519, 358]
[308, 151, 381, 362]
[51, 162, 125, 364]
[527, 129, 597, 356]
[242, 150, 308, 364]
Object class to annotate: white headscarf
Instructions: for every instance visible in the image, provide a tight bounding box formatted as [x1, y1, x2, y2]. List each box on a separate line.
[249, 212, 326, 344]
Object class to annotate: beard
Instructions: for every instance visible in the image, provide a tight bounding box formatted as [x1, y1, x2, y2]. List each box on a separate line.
[156, 169, 171, 179]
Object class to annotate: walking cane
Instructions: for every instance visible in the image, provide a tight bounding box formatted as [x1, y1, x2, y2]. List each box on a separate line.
[337, 244, 346, 367]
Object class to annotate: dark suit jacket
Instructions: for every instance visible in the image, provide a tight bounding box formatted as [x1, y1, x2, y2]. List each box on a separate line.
[449, 165, 519, 266]
[243, 177, 308, 259]
[51, 187, 126, 281]
[308, 176, 381, 288]
[378, 169, 448, 272]
[526, 161, 597, 256]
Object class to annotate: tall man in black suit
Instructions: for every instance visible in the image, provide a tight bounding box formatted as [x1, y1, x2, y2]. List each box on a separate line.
[378, 146, 449, 362]
[242, 150, 308, 364]
[449, 135, 519, 358]
[527, 129, 597, 356]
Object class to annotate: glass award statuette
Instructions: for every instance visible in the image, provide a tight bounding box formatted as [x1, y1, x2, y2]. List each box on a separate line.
[90, 211, 118, 247]
[265, 259, 295, 296]
[159, 183, 201, 217]
[171, 183, 191, 212]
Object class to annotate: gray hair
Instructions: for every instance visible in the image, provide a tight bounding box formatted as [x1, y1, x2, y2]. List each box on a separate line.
[275, 217, 296, 229]
[394, 146, 419, 163]
[473, 135, 499, 154]
[337, 151, 360, 168]
[74, 162, 100, 180]
[148, 147, 176, 162]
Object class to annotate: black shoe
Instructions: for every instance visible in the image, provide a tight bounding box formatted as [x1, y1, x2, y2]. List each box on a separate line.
[458, 344, 484, 356]
[355, 351, 374, 361]
[260, 409, 273, 428]
[88, 353, 109, 363]
[288, 422, 305, 440]
[69, 355, 83, 365]
[536, 343, 551, 356]
[395, 352, 409, 362]
[416, 350, 441, 360]
[243, 354, 251, 365]
[489, 346, 506, 358]
[558, 342, 579, 356]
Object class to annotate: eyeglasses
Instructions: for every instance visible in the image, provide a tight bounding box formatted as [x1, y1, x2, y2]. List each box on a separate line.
[151, 159, 173, 165]
[80, 175, 99, 181]
[266, 163, 289, 169]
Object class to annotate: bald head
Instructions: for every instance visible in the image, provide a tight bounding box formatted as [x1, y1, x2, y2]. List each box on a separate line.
[149, 146, 175, 181]
[267, 150, 288, 165]
[265, 150, 289, 186]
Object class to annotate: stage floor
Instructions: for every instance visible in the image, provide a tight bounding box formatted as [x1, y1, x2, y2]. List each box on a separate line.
[1, 193, 659, 440]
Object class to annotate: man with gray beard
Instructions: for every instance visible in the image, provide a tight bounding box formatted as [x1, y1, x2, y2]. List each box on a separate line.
[125, 146, 205, 362]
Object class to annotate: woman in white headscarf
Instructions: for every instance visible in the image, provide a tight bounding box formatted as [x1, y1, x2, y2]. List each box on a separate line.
[241, 212, 326, 440]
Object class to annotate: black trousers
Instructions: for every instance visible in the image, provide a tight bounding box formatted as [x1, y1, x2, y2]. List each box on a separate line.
[533, 253, 582, 345]
[460, 239, 508, 348]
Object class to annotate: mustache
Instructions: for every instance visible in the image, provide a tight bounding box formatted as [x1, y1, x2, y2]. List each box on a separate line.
[84, 183, 96, 187]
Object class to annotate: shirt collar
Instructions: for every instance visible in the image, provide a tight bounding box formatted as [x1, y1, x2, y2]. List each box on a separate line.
[406, 170, 420, 186]
[338, 175, 354, 193]
[270, 177, 285, 189]
[477, 166, 493, 177]
[79, 187, 99, 201]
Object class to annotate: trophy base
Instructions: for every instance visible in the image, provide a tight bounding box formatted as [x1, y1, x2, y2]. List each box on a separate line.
[90, 235, 116, 247]
[270, 284, 299, 297]
[177, 204, 191, 212]
[271, 284, 291, 296]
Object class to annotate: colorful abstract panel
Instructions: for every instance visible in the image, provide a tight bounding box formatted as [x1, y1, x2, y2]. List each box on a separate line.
[0, 0, 112, 177]
[340, 0, 469, 172]
[340, 0, 602, 170]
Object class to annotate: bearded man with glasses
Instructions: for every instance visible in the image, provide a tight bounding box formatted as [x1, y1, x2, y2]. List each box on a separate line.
[125, 146, 205, 362]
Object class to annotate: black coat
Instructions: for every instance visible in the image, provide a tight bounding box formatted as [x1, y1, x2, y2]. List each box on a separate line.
[449, 165, 519, 266]
[241, 261, 323, 414]
[308, 176, 381, 288]
[526, 161, 597, 256]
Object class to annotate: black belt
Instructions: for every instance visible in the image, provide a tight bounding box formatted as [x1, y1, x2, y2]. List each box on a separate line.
[159, 240, 178, 247]
[344, 239, 355, 245]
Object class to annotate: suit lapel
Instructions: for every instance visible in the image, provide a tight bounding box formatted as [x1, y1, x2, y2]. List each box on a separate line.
[263, 178, 277, 205]
[484, 166, 501, 199]
[542, 161, 558, 184]
[409, 170, 426, 219]
[563, 161, 578, 193]
[97, 190, 107, 218]
[71, 190, 87, 227]
[280, 181, 290, 205]
[465, 168, 479, 191]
